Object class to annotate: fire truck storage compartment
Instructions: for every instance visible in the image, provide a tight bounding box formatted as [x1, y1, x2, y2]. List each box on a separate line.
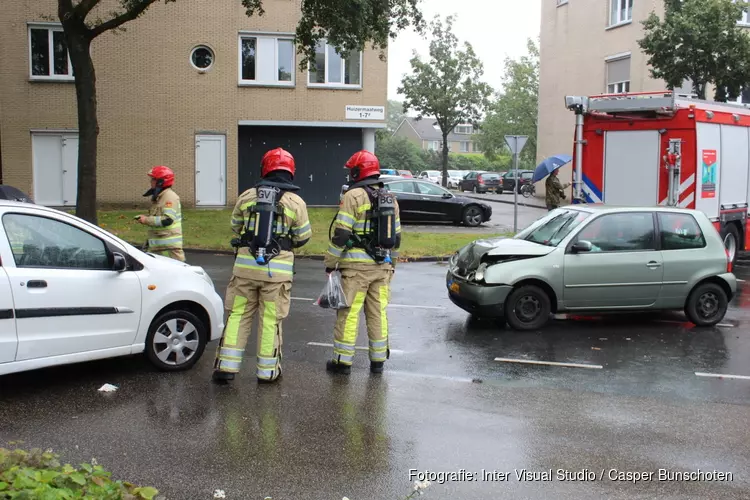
[603, 130, 660, 206]
[718, 124, 749, 208]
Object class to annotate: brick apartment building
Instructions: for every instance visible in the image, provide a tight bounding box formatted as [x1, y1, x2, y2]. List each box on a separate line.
[0, 0, 388, 207]
[537, 0, 750, 198]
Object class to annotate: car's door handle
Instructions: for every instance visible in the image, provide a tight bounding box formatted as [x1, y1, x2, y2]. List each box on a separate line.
[646, 261, 662, 268]
[27, 280, 47, 288]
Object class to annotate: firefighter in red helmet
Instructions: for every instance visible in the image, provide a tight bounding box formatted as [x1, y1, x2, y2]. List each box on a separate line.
[325, 150, 401, 375]
[136, 165, 185, 262]
[212, 147, 311, 384]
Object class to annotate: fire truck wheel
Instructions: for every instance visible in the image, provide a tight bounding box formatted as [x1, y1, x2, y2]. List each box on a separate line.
[721, 224, 740, 264]
[684, 282, 728, 327]
[504, 285, 551, 331]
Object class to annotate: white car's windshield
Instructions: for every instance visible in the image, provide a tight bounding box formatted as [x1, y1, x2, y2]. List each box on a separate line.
[516, 209, 591, 247]
[448, 170, 462, 177]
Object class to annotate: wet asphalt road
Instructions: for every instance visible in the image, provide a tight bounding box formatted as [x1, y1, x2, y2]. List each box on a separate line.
[2, 255, 750, 499]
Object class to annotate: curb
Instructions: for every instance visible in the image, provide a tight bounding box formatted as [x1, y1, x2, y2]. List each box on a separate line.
[127, 242, 452, 263]
[461, 193, 547, 210]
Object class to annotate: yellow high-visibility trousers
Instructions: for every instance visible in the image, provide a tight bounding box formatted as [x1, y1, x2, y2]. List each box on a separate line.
[214, 275, 291, 380]
[333, 268, 392, 365]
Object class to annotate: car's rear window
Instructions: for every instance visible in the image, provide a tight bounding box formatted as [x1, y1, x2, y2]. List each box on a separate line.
[480, 173, 500, 179]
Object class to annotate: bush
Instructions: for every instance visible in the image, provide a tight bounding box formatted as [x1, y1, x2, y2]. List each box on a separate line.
[0, 445, 159, 499]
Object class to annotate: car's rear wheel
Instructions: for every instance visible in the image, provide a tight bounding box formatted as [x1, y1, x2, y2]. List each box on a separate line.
[684, 282, 728, 327]
[145, 310, 208, 371]
[462, 206, 483, 227]
[504, 285, 551, 331]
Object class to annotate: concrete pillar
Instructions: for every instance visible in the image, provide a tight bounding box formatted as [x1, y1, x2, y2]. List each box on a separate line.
[362, 128, 376, 152]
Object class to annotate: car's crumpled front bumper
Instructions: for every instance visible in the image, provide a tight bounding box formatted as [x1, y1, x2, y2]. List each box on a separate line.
[446, 269, 512, 318]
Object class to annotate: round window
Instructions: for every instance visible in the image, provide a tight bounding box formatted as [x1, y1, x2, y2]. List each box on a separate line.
[190, 46, 214, 71]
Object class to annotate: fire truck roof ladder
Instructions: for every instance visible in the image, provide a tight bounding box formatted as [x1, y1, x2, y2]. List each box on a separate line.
[584, 90, 750, 116]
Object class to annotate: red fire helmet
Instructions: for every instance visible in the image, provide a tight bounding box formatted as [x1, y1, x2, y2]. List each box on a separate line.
[148, 165, 175, 188]
[345, 150, 380, 181]
[261, 148, 296, 178]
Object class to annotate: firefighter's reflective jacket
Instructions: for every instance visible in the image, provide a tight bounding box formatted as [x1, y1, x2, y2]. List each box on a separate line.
[325, 184, 401, 271]
[231, 187, 311, 282]
[143, 188, 183, 251]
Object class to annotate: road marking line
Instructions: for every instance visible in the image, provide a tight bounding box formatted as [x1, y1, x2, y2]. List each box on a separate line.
[293, 297, 445, 311]
[695, 372, 750, 381]
[307, 342, 406, 354]
[494, 358, 603, 369]
[654, 319, 734, 328]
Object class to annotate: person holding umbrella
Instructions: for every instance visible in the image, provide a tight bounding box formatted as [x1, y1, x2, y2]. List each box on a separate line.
[531, 154, 573, 211]
[545, 168, 571, 211]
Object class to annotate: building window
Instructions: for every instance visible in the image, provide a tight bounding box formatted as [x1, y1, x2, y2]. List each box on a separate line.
[29, 25, 73, 80]
[609, 0, 633, 26]
[308, 40, 362, 88]
[190, 46, 214, 71]
[738, 0, 750, 25]
[606, 56, 631, 93]
[427, 141, 440, 151]
[238, 34, 295, 86]
[455, 125, 473, 134]
[557, 0, 569, 5]
[460, 141, 470, 152]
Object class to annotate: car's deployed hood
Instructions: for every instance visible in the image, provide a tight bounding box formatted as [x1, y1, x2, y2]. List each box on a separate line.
[451, 236, 554, 275]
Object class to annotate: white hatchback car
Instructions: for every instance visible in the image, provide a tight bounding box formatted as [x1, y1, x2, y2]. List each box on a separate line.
[0, 201, 225, 376]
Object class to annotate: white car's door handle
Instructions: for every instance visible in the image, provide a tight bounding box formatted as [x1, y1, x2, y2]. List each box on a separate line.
[646, 261, 662, 268]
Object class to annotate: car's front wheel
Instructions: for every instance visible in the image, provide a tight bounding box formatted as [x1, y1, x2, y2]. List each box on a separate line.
[462, 206, 484, 227]
[684, 282, 728, 327]
[504, 285, 551, 330]
[145, 310, 208, 371]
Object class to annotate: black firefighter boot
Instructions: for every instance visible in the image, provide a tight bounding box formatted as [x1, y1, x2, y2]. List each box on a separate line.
[212, 371, 235, 384]
[370, 361, 385, 374]
[326, 360, 352, 375]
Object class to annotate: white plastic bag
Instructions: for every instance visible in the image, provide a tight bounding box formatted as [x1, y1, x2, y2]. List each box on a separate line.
[315, 271, 348, 309]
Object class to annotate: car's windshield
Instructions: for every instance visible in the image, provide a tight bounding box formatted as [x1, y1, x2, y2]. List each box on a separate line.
[448, 170, 463, 177]
[515, 209, 591, 246]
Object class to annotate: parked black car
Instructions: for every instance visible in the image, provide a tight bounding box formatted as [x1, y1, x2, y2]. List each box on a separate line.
[458, 171, 503, 194]
[502, 170, 534, 193]
[383, 179, 492, 227]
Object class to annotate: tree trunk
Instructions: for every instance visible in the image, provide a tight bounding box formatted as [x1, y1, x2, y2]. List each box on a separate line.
[66, 29, 98, 225]
[441, 133, 449, 188]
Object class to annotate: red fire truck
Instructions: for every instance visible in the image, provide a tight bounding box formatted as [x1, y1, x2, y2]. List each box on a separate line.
[564, 90, 750, 263]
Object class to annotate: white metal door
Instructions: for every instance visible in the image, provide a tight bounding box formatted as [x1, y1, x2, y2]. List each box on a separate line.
[603, 130, 660, 206]
[61, 134, 79, 206]
[195, 134, 226, 206]
[0, 269, 17, 364]
[32, 134, 64, 206]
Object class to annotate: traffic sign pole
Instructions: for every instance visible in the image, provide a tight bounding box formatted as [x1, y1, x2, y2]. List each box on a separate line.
[504, 135, 529, 233]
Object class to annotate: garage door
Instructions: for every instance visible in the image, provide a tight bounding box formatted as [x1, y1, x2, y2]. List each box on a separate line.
[238, 126, 362, 206]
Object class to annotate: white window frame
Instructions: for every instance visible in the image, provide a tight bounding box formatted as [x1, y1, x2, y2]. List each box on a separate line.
[557, 0, 569, 5]
[455, 125, 473, 134]
[307, 40, 363, 90]
[737, 0, 750, 25]
[460, 141, 470, 152]
[238, 32, 296, 88]
[427, 141, 440, 151]
[605, 53, 631, 94]
[28, 23, 74, 81]
[607, 81, 630, 94]
[608, 0, 633, 28]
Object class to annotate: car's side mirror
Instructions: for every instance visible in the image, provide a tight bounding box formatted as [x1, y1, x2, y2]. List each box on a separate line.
[112, 252, 128, 271]
[442, 192, 453, 199]
[571, 240, 593, 253]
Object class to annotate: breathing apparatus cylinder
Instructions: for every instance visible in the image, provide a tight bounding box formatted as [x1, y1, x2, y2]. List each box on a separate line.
[375, 190, 397, 264]
[252, 186, 279, 264]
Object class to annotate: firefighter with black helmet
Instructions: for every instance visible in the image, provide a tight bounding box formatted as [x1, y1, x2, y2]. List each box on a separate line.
[212, 147, 311, 384]
[325, 150, 401, 375]
[136, 165, 185, 262]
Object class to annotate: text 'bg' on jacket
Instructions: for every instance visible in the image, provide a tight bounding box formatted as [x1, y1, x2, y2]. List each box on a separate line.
[325, 186, 401, 271]
[143, 188, 183, 251]
[231, 188, 312, 282]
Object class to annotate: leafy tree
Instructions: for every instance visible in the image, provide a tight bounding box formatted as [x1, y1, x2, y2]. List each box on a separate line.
[55, 0, 424, 224]
[398, 15, 493, 187]
[477, 38, 539, 168]
[638, 0, 750, 100]
[375, 135, 427, 173]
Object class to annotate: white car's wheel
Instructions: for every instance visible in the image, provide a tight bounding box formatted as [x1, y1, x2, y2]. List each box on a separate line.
[145, 310, 208, 371]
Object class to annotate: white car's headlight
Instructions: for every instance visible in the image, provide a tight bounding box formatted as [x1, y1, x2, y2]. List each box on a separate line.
[190, 266, 215, 288]
[474, 263, 488, 282]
